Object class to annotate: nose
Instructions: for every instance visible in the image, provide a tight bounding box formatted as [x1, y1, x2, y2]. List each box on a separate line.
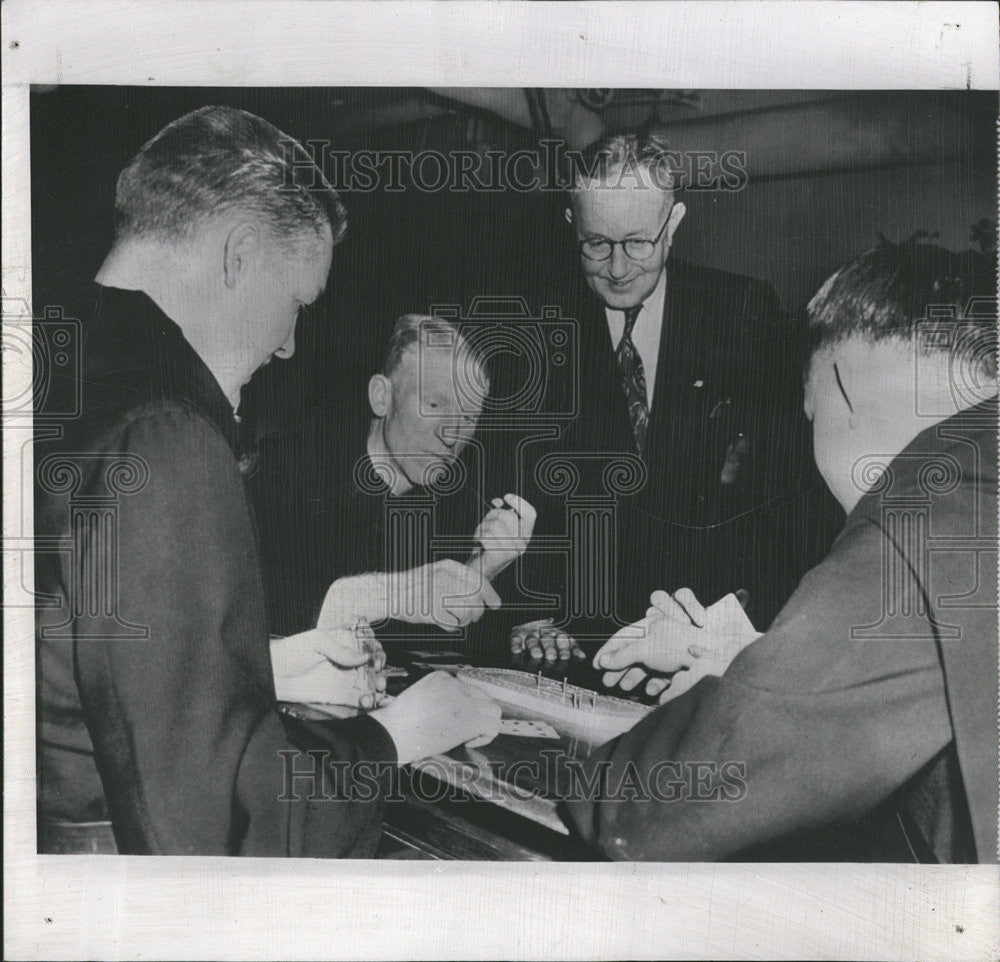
[608, 244, 631, 279]
[438, 418, 475, 450]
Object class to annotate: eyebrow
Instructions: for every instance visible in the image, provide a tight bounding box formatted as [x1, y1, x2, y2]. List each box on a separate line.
[585, 228, 654, 240]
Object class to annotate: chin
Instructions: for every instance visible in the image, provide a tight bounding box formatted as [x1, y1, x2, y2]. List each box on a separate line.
[594, 279, 649, 310]
[411, 457, 451, 489]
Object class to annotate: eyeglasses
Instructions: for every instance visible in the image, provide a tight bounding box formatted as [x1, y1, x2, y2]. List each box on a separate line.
[578, 207, 674, 262]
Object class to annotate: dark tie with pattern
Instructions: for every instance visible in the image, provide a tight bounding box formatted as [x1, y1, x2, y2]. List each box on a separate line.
[616, 304, 649, 456]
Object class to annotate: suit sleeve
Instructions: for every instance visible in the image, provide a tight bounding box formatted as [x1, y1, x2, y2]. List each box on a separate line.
[564, 515, 954, 860]
[73, 406, 395, 856]
[247, 429, 338, 635]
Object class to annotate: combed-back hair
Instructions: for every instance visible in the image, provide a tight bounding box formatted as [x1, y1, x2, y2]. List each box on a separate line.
[113, 105, 346, 250]
[382, 313, 487, 381]
[806, 241, 997, 375]
[569, 130, 679, 193]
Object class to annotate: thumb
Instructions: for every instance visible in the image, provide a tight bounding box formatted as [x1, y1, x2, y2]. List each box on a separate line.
[595, 639, 651, 671]
[479, 577, 502, 610]
[321, 647, 372, 669]
[503, 493, 534, 520]
[304, 628, 373, 669]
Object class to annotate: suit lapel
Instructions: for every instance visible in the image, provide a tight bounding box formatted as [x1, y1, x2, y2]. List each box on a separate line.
[647, 265, 703, 456]
[646, 271, 676, 437]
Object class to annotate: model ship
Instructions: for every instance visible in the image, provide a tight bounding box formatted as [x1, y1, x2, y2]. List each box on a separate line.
[456, 667, 652, 744]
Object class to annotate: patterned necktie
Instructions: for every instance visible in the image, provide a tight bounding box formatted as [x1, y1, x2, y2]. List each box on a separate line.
[616, 304, 649, 456]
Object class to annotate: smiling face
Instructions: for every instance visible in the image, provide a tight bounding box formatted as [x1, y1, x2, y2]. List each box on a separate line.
[369, 344, 487, 490]
[569, 179, 685, 310]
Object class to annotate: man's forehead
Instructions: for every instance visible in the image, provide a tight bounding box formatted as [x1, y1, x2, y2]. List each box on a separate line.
[572, 181, 672, 222]
[394, 343, 484, 384]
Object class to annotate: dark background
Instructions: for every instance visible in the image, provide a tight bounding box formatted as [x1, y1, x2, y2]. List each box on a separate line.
[31, 86, 572, 433]
[30, 87, 997, 435]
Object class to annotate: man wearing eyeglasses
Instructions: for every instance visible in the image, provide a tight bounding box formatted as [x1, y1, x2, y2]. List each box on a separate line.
[510, 131, 831, 660]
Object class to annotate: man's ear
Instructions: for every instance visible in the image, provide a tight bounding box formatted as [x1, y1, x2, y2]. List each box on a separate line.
[368, 374, 392, 418]
[223, 222, 260, 290]
[663, 200, 686, 248]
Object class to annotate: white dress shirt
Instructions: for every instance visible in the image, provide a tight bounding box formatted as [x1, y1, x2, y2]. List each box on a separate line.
[604, 268, 667, 409]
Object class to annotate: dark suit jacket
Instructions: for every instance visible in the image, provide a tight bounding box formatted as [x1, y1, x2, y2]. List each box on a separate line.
[36, 284, 396, 856]
[565, 398, 998, 862]
[248, 403, 491, 647]
[519, 260, 835, 637]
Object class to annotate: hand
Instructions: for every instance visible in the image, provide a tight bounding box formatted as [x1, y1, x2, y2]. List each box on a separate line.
[271, 624, 387, 709]
[471, 494, 537, 581]
[593, 590, 762, 698]
[650, 589, 761, 653]
[510, 618, 586, 662]
[318, 560, 501, 632]
[370, 671, 502, 765]
[645, 591, 763, 703]
[593, 611, 703, 693]
[387, 559, 502, 630]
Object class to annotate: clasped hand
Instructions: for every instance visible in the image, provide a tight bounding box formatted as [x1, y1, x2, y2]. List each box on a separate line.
[593, 588, 762, 703]
[471, 493, 537, 581]
[386, 559, 502, 630]
[318, 558, 501, 632]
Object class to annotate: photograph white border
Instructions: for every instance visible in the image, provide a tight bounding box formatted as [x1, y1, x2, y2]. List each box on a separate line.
[4, 3, 999, 960]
